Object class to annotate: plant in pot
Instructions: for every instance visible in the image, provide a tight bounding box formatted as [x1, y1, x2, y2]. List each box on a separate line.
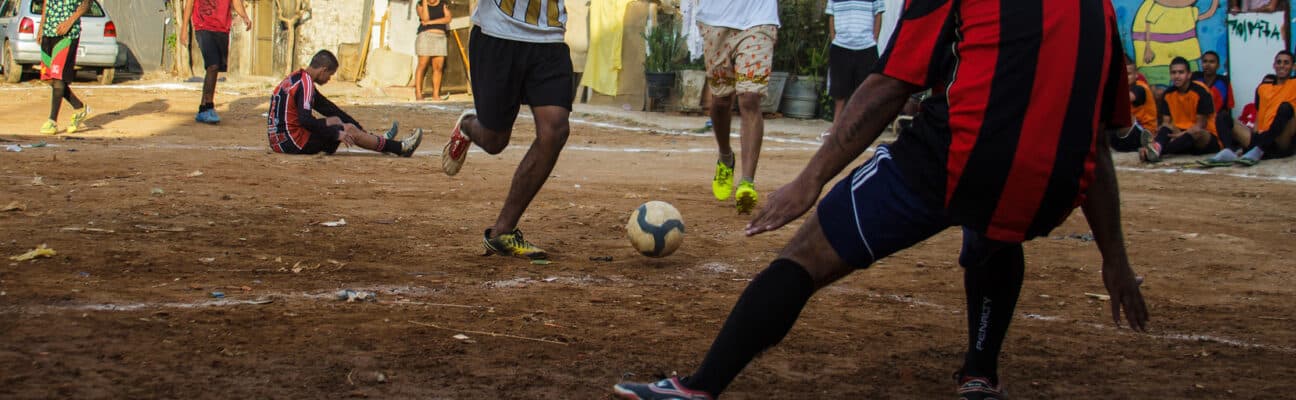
[645, 17, 685, 111]
[677, 56, 707, 112]
[778, 0, 830, 119]
[782, 43, 828, 119]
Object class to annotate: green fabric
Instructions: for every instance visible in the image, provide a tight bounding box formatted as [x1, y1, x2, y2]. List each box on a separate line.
[40, 36, 72, 66]
[41, 0, 83, 39]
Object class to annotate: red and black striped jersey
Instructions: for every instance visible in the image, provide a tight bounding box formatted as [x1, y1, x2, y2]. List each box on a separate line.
[266, 70, 361, 153]
[877, 0, 1130, 243]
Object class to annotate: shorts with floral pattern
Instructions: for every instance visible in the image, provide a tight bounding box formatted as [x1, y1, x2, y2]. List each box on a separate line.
[700, 23, 777, 98]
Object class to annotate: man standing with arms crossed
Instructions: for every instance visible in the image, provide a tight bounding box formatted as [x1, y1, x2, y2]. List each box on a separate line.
[180, 0, 251, 124]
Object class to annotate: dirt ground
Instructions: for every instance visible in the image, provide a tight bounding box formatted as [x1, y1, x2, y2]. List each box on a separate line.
[1, 78, 1294, 399]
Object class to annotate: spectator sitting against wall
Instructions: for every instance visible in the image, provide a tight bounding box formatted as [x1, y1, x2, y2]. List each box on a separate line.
[1112, 54, 1159, 152]
[1142, 57, 1222, 162]
[1201, 50, 1296, 167]
[1193, 51, 1237, 150]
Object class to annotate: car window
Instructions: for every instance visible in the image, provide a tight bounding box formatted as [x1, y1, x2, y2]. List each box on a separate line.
[0, 0, 12, 18]
[29, 0, 105, 17]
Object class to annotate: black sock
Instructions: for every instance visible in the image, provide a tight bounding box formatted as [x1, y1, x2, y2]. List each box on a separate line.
[1216, 112, 1235, 150]
[199, 103, 214, 112]
[682, 259, 816, 397]
[50, 81, 66, 120]
[960, 243, 1024, 386]
[381, 137, 402, 154]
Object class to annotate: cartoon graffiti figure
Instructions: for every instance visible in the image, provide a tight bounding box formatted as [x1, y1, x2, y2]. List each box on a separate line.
[1131, 0, 1219, 84]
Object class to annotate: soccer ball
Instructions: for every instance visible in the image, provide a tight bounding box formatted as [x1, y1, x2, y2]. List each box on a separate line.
[626, 201, 685, 258]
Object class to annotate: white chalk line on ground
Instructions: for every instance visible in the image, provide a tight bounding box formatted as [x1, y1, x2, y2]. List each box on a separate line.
[4, 282, 1289, 354]
[883, 293, 1296, 354]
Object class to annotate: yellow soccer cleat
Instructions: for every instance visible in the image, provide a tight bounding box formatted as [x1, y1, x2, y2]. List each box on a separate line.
[735, 180, 759, 214]
[712, 160, 734, 200]
[67, 106, 90, 133]
[482, 228, 549, 260]
[39, 120, 58, 135]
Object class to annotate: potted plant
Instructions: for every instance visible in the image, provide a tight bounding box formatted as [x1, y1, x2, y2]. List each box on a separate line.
[777, 0, 830, 119]
[782, 43, 828, 118]
[677, 56, 707, 112]
[644, 17, 685, 111]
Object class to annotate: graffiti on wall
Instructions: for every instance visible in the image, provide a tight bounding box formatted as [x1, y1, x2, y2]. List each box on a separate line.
[1116, 0, 1227, 87]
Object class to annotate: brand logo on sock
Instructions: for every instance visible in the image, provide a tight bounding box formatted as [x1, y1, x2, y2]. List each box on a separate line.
[976, 297, 991, 351]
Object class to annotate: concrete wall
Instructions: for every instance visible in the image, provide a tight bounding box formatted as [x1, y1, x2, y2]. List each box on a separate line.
[296, 0, 366, 68]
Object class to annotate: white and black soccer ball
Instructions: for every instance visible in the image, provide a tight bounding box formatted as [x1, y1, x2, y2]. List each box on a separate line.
[626, 201, 685, 258]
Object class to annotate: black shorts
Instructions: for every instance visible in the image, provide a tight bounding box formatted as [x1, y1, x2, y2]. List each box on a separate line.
[195, 30, 230, 72]
[40, 36, 79, 83]
[277, 128, 342, 155]
[828, 45, 879, 99]
[468, 27, 574, 132]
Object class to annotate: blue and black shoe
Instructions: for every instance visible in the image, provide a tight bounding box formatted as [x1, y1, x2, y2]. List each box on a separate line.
[612, 377, 713, 400]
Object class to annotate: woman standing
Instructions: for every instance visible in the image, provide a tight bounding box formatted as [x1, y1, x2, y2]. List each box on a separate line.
[414, 0, 452, 101]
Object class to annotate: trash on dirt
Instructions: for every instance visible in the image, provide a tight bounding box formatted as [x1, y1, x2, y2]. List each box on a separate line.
[320, 218, 347, 227]
[4, 145, 21, 152]
[198, 257, 216, 264]
[336, 289, 377, 302]
[589, 256, 613, 262]
[31, 176, 44, 186]
[210, 291, 225, 299]
[60, 226, 115, 234]
[134, 225, 187, 232]
[530, 259, 551, 265]
[10, 244, 56, 261]
[78, 271, 90, 278]
[1084, 292, 1111, 301]
[150, 187, 165, 196]
[452, 334, 471, 341]
[2, 201, 26, 212]
[1178, 233, 1199, 240]
[186, 170, 204, 177]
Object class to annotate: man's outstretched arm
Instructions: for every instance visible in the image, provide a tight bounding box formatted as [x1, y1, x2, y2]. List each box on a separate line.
[1082, 133, 1150, 331]
[747, 74, 916, 235]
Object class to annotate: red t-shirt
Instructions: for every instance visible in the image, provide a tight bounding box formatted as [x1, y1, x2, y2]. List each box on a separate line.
[192, 0, 233, 33]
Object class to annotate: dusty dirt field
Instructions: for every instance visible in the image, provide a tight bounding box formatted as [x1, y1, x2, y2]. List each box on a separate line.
[1, 80, 1295, 399]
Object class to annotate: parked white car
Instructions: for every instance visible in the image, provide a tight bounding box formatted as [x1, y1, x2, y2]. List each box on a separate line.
[0, 0, 124, 84]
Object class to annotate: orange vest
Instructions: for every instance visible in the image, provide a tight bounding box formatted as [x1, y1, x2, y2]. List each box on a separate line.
[1162, 81, 1217, 135]
[1131, 80, 1158, 132]
[1255, 78, 1296, 132]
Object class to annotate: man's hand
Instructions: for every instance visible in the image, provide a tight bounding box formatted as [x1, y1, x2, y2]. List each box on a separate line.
[745, 177, 821, 236]
[1102, 261, 1149, 331]
[338, 124, 360, 146]
[56, 19, 74, 36]
[242, 16, 252, 31]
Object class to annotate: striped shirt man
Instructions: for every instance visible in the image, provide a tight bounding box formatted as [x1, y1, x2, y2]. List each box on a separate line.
[826, 0, 884, 51]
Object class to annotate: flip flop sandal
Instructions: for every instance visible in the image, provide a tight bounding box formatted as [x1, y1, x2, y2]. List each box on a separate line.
[1195, 159, 1233, 168]
[1234, 157, 1260, 167]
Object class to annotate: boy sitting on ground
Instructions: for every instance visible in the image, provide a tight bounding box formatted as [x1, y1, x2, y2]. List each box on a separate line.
[267, 50, 422, 156]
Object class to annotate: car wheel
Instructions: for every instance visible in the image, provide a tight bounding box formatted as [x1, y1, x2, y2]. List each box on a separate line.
[98, 67, 115, 85]
[3, 42, 23, 84]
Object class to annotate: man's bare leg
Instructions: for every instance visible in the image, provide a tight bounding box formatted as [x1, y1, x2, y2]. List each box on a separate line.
[737, 92, 765, 182]
[488, 105, 570, 236]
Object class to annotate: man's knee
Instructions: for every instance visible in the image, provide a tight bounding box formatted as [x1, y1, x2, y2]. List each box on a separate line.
[1279, 102, 1295, 119]
[737, 92, 762, 110]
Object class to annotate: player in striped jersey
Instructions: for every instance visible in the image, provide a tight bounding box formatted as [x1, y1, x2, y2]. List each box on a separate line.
[440, 0, 572, 259]
[614, 0, 1148, 398]
[266, 51, 422, 156]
